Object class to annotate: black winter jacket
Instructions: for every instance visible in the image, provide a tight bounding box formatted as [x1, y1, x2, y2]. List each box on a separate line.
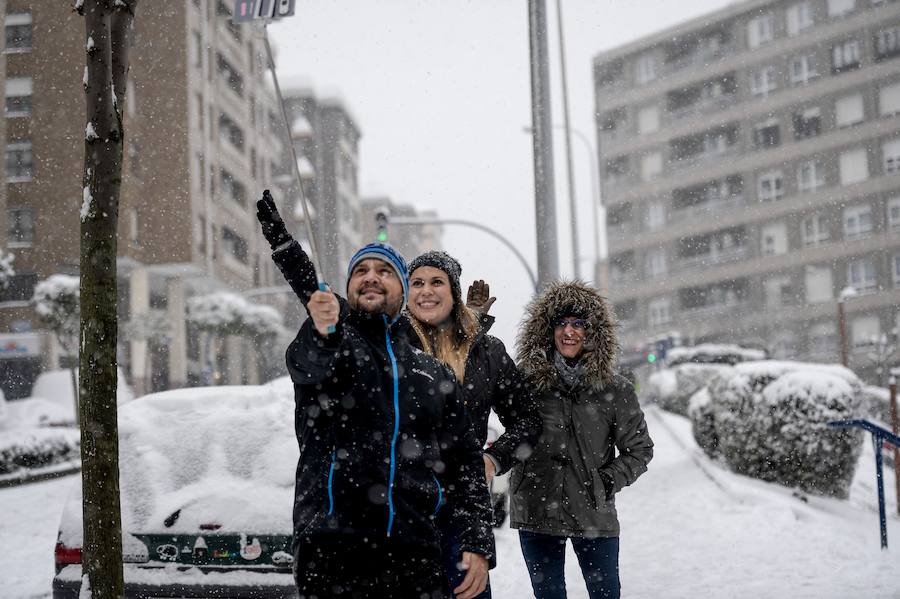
[286, 299, 495, 563]
[409, 316, 542, 475]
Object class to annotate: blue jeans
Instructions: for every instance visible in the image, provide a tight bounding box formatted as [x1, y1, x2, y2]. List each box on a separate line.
[518, 530, 620, 599]
[438, 513, 492, 599]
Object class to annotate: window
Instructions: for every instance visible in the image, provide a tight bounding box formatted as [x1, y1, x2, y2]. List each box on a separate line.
[893, 254, 900, 287]
[753, 119, 780, 148]
[637, 105, 660, 134]
[844, 204, 874, 239]
[0, 272, 37, 303]
[883, 138, 900, 174]
[839, 148, 869, 185]
[765, 275, 795, 307]
[787, 2, 814, 36]
[808, 321, 837, 351]
[880, 82, 900, 116]
[129, 208, 140, 245]
[5, 13, 32, 52]
[805, 265, 833, 303]
[848, 258, 878, 294]
[640, 152, 663, 181]
[888, 196, 900, 231]
[828, 0, 856, 16]
[646, 202, 666, 230]
[761, 221, 788, 256]
[220, 168, 247, 205]
[646, 248, 667, 277]
[191, 31, 203, 68]
[835, 93, 865, 127]
[5, 77, 31, 117]
[790, 54, 818, 85]
[757, 170, 784, 201]
[7, 206, 34, 246]
[216, 53, 244, 97]
[748, 14, 775, 49]
[5, 141, 33, 182]
[635, 54, 657, 85]
[607, 203, 632, 226]
[128, 140, 141, 179]
[648, 297, 672, 327]
[222, 227, 248, 263]
[793, 107, 821, 139]
[875, 26, 900, 60]
[605, 156, 629, 181]
[750, 67, 777, 98]
[218, 113, 245, 152]
[599, 108, 626, 133]
[798, 159, 825, 192]
[850, 314, 880, 347]
[802, 213, 831, 246]
[832, 39, 861, 73]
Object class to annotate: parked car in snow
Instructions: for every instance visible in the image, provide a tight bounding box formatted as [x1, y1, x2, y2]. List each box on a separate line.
[52, 381, 299, 599]
[486, 411, 510, 527]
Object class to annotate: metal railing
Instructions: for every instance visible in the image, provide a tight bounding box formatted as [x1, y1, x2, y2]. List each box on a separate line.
[828, 419, 900, 549]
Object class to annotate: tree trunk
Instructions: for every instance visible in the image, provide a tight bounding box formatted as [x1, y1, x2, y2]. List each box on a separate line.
[77, 1, 137, 597]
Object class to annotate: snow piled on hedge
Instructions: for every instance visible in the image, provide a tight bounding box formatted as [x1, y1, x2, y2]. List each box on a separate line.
[690, 360, 864, 498]
[187, 291, 284, 338]
[0, 428, 80, 479]
[667, 343, 766, 366]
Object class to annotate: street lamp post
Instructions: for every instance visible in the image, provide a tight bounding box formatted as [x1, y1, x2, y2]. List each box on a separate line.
[837, 286, 858, 367]
[524, 125, 602, 282]
[555, 0, 579, 280]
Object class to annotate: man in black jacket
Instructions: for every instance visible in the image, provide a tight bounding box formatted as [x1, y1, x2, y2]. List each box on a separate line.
[284, 239, 494, 599]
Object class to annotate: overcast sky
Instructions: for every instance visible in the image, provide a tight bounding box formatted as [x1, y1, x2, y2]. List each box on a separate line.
[268, 0, 736, 347]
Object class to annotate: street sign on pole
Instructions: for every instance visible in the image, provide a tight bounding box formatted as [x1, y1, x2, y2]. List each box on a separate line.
[232, 0, 295, 24]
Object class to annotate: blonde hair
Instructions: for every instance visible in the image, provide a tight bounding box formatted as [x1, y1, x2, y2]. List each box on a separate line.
[408, 304, 481, 382]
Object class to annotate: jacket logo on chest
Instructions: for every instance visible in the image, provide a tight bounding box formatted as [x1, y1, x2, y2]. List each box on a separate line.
[411, 368, 435, 382]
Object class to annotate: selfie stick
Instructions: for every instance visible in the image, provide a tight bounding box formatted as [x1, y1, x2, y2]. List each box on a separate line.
[262, 28, 335, 332]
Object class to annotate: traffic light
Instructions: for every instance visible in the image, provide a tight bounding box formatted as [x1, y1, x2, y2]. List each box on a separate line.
[375, 209, 390, 242]
[646, 352, 657, 364]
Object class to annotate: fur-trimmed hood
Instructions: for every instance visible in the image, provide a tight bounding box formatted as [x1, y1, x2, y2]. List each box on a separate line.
[516, 280, 619, 391]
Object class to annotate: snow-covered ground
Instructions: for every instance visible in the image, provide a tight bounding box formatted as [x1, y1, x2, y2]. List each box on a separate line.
[2, 406, 898, 598]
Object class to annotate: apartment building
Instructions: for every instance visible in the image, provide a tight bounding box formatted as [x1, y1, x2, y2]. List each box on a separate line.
[280, 90, 362, 291]
[0, 1, 288, 398]
[594, 0, 900, 380]
[359, 197, 444, 260]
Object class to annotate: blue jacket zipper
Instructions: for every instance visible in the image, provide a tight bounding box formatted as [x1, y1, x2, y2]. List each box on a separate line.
[432, 473, 443, 516]
[383, 315, 401, 536]
[326, 451, 336, 515]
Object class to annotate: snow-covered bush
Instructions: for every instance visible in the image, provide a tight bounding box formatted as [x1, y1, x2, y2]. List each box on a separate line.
[667, 343, 766, 367]
[187, 291, 284, 339]
[31, 274, 80, 352]
[687, 387, 719, 458]
[647, 363, 732, 416]
[0, 428, 80, 477]
[707, 361, 863, 498]
[0, 249, 14, 291]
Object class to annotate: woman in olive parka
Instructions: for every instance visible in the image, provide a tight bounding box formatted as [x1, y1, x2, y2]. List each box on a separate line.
[511, 281, 654, 599]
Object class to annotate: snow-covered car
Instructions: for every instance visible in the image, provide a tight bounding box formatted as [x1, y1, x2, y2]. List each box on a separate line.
[52, 381, 299, 599]
[486, 411, 510, 527]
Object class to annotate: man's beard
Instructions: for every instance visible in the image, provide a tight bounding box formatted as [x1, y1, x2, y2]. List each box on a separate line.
[349, 284, 403, 318]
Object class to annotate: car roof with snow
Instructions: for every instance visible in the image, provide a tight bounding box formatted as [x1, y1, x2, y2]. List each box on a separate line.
[59, 379, 297, 546]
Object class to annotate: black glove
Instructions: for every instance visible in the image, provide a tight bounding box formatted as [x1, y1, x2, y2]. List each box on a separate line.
[598, 470, 615, 502]
[256, 190, 292, 251]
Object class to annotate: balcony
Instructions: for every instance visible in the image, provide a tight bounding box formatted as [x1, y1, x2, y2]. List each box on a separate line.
[674, 246, 750, 272]
[668, 195, 745, 225]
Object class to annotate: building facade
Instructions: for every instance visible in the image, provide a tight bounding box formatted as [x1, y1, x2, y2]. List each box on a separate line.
[280, 90, 362, 291]
[0, 1, 288, 398]
[594, 0, 900, 381]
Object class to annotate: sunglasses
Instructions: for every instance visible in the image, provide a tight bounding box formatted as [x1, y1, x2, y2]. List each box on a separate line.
[552, 318, 587, 331]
